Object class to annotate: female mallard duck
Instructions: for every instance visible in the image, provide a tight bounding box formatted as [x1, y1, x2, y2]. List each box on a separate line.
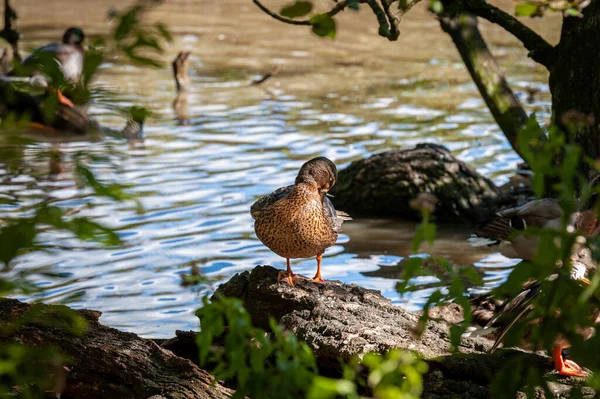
[251, 157, 351, 285]
[9, 27, 85, 107]
[469, 198, 599, 377]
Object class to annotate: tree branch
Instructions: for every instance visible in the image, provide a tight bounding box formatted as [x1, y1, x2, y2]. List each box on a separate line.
[0, 0, 20, 61]
[252, 0, 352, 26]
[252, 0, 403, 41]
[449, 0, 555, 69]
[438, 12, 532, 158]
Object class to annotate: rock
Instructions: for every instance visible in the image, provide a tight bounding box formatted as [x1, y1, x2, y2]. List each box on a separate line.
[0, 298, 233, 399]
[330, 144, 506, 224]
[213, 265, 595, 398]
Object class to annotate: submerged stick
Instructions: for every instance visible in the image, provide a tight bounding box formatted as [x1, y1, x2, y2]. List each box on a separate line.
[172, 51, 190, 93]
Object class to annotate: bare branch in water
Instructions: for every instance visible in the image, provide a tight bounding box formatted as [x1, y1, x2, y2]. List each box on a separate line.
[172, 51, 191, 93]
[250, 64, 282, 86]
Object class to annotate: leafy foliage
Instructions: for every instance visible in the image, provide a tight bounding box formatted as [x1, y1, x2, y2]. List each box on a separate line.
[309, 350, 427, 399]
[196, 295, 428, 399]
[310, 14, 337, 38]
[196, 295, 317, 399]
[109, 5, 173, 68]
[514, 0, 590, 17]
[280, 1, 313, 18]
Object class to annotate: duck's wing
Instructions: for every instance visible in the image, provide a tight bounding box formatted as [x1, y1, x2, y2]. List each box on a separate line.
[250, 185, 293, 220]
[323, 195, 351, 233]
[488, 280, 541, 352]
[470, 199, 562, 245]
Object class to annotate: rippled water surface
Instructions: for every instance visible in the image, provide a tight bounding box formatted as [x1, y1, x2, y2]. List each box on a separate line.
[0, 0, 558, 336]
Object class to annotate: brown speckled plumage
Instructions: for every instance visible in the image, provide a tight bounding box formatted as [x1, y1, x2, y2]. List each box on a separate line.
[251, 157, 350, 284]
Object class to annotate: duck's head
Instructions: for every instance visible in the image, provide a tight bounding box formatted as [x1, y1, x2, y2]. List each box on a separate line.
[63, 27, 85, 45]
[295, 157, 337, 195]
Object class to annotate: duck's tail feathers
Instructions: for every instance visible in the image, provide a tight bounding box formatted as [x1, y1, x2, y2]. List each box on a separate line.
[467, 235, 499, 247]
[462, 326, 498, 338]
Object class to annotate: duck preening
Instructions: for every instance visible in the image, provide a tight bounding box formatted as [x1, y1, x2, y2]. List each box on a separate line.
[6, 27, 86, 108]
[251, 157, 351, 285]
[468, 197, 599, 377]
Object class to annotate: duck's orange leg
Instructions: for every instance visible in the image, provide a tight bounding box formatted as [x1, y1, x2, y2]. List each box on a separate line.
[312, 254, 326, 284]
[553, 346, 587, 377]
[277, 258, 296, 286]
[49, 88, 74, 108]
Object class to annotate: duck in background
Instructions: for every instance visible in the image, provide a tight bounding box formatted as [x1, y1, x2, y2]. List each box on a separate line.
[251, 157, 351, 285]
[8, 27, 86, 107]
[468, 197, 599, 377]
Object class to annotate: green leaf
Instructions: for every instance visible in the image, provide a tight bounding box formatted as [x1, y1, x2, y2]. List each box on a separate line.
[280, 1, 313, 18]
[114, 7, 140, 41]
[423, 223, 436, 246]
[515, 2, 540, 17]
[429, 0, 443, 14]
[0, 221, 35, 266]
[565, 7, 582, 17]
[155, 23, 173, 42]
[310, 14, 336, 38]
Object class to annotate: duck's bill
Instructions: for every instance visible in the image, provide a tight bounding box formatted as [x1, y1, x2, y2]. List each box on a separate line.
[577, 276, 592, 287]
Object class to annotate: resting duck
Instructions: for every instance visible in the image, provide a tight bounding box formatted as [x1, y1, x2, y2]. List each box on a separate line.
[469, 198, 599, 260]
[9, 27, 86, 107]
[469, 198, 599, 377]
[251, 157, 351, 285]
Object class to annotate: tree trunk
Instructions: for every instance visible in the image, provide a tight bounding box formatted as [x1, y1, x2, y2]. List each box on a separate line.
[438, 12, 529, 158]
[0, 298, 234, 399]
[549, 0, 600, 180]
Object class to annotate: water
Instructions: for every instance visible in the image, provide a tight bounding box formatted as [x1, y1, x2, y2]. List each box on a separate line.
[0, 0, 557, 337]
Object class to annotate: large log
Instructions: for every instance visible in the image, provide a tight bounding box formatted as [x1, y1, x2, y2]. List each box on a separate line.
[213, 266, 595, 398]
[330, 144, 507, 224]
[0, 298, 233, 399]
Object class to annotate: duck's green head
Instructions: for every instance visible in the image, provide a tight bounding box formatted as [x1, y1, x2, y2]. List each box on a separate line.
[296, 157, 338, 194]
[63, 27, 85, 45]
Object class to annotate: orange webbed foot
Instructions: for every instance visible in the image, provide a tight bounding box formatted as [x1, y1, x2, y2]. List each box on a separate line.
[311, 275, 327, 285]
[277, 270, 295, 286]
[49, 88, 74, 108]
[553, 347, 588, 378]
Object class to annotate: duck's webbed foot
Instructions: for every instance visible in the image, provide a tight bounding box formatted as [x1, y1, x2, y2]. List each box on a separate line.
[277, 258, 296, 286]
[553, 346, 587, 378]
[277, 270, 296, 286]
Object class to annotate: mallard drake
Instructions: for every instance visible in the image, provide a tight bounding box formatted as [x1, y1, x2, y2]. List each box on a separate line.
[469, 198, 599, 377]
[9, 27, 86, 107]
[468, 198, 599, 260]
[478, 261, 597, 378]
[251, 157, 351, 285]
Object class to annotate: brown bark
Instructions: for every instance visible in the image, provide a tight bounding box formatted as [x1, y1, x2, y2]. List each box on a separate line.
[0, 298, 234, 399]
[438, 12, 530, 159]
[329, 143, 506, 224]
[549, 0, 600, 180]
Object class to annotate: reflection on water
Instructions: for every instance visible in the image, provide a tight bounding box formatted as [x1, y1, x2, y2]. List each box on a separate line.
[0, 0, 555, 337]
